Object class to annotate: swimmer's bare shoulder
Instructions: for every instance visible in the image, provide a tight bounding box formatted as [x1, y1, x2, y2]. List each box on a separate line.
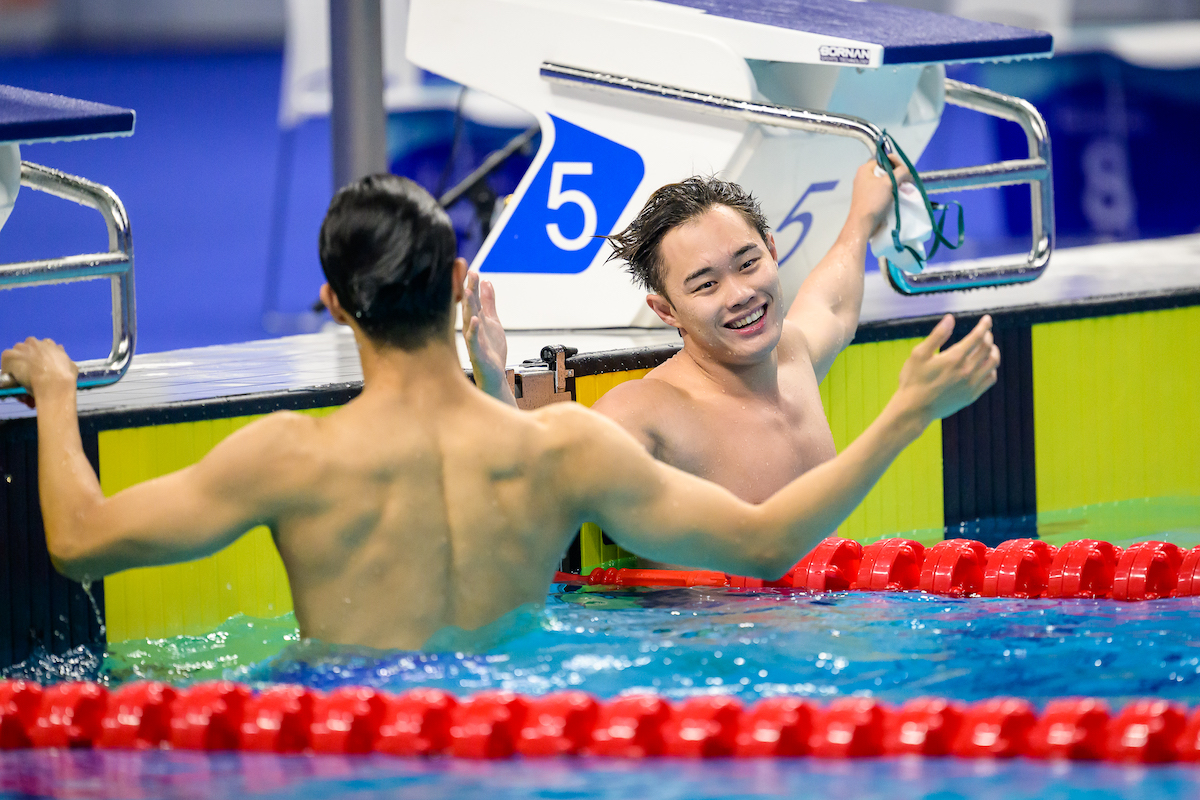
[777, 316, 815, 364]
[589, 373, 689, 453]
[48, 409, 328, 581]
[208, 409, 330, 495]
[523, 399, 658, 508]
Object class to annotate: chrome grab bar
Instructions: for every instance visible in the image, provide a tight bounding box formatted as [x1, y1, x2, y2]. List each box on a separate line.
[541, 62, 884, 152]
[0, 161, 135, 396]
[540, 63, 1053, 295]
[894, 79, 1052, 294]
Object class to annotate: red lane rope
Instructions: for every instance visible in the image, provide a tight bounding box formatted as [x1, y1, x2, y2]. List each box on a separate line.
[2, 679, 1199, 762]
[557, 536, 1200, 602]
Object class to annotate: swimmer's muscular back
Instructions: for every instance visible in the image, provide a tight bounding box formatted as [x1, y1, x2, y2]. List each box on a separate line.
[593, 321, 836, 503]
[271, 385, 585, 649]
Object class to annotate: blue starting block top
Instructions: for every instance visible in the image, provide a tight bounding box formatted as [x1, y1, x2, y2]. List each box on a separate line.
[0, 85, 135, 145]
[658, 0, 1053, 64]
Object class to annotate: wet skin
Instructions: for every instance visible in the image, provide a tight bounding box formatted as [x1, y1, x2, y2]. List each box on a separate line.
[7, 221, 997, 650]
[596, 205, 837, 504]
[468, 160, 926, 509]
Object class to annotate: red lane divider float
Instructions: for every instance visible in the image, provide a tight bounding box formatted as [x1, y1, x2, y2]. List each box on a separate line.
[10, 680, 1200, 763]
[555, 535, 1200, 602]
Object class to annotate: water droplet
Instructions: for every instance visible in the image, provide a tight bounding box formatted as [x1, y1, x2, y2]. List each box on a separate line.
[78, 578, 105, 638]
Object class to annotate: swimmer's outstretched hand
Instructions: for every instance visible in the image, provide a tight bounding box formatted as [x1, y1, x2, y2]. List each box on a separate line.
[893, 314, 1000, 424]
[462, 271, 517, 407]
[1, 337, 78, 408]
[850, 154, 910, 238]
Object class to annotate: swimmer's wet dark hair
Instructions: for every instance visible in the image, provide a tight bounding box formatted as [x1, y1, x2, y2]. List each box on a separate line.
[319, 174, 458, 349]
[606, 176, 770, 298]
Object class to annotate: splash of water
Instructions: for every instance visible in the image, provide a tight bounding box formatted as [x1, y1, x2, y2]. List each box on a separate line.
[79, 578, 107, 639]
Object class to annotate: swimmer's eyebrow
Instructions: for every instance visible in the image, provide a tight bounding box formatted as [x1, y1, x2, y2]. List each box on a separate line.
[683, 243, 762, 286]
[730, 243, 760, 262]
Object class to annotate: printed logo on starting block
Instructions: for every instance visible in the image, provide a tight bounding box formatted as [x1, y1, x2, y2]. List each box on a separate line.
[481, 115, 644, 274]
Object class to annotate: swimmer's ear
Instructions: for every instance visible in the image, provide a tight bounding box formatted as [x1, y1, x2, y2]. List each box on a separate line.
[320, 283, 352, 326]
[450, 257, 469, 304]
[766, 232, 779, 263]
[645, 294, 682, 333]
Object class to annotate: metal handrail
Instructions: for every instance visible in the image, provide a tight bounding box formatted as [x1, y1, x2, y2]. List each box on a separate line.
[541, 62, 885, 152]
[540, 63, 1053, 295]
[0, 161, 135, 396]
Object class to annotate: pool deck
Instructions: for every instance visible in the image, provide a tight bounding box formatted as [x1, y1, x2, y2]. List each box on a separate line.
[1, 233, 1198, 422]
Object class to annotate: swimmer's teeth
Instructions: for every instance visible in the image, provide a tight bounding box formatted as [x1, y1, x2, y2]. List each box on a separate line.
[729, 307, 765, 329]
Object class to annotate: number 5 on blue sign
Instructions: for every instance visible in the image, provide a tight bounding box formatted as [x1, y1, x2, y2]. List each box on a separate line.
[778, 181, 839, 266]
[546, 162, 596, 251]
[480, 116, 644, 275]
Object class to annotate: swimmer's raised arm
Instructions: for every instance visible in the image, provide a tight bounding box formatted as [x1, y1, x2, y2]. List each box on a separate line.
[563, 314, 998, 578]
[462, 271, 517, 407]
[786, 156, 907, 382]
[1, 338, 315, 581]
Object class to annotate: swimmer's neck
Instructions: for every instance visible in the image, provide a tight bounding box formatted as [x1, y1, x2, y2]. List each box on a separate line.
[677, 334, 780, 400]
[352, 327, 468, 395]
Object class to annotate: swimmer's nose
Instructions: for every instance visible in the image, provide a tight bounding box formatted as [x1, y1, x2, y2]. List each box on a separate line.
[725, 276, 757, 309]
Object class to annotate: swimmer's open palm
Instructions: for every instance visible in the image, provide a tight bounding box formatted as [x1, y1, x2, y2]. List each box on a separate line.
[896, 315, 999, 424]
[462, 271, 513, 403]
[1, 337, 78, 406]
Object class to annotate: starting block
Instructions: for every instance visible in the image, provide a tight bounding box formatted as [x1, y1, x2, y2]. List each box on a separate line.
[0, 85, 136, 397]
[407, 0, 1055, 328]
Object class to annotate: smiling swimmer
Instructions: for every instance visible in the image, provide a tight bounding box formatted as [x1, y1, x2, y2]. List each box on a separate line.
[4, 175, 998, 652]
[466, 160, 988, 551]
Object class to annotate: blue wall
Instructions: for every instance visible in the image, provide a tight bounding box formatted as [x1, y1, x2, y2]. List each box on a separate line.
[0, 51, 331, 360]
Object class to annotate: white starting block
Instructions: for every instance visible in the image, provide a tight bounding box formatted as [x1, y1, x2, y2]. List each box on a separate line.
[0, 86, 136, 396]
[407, 0, 1055, 329]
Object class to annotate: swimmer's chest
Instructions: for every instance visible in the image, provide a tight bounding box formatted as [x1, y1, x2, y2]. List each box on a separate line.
[652, 366, 836, 503]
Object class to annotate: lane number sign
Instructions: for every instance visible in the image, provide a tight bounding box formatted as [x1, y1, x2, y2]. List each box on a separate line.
[777, 180, 839, 266]
[481, 115, 644, 274]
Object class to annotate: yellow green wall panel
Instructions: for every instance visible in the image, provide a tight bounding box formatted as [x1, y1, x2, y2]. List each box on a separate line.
[98, 408, 334, 643]
[819, 337, 944, 542]
[574, 370, 649, 573]
[1033, 306, 1200, 513]
[574, 368, 653, 408]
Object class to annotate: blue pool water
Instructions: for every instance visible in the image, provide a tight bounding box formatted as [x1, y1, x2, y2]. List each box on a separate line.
[5, 749, 1200, 800]
[9, 589, 1200, 799]
[5, 498, 1200, 798]
[258, 590, 1200, 706]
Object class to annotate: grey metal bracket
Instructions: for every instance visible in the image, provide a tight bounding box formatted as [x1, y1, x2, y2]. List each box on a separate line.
[0, 161, 135, 396]
[507, 344, 577, 410]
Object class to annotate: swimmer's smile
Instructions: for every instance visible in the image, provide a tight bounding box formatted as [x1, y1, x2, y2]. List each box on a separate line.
[725, 301, 769, 335]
